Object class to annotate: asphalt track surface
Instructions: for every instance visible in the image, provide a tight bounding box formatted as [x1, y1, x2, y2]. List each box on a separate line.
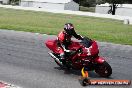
[0, 29, 131, 88]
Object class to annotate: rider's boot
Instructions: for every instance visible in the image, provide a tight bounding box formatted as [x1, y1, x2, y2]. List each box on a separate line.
[60, 53, 66, 66]
[60, 52, 71, 69]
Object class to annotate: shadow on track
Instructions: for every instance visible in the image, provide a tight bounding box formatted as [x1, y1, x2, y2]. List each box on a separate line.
[54, 67, 113, 79]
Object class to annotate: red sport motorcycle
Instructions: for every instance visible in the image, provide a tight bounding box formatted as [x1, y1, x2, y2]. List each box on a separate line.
[45, 37, 112, 77]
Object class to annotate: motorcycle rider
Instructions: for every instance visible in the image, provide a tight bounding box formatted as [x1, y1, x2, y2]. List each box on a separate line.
[57, 23, 89, 78]
[57, 23, 83, 62]
[57, 23, 91, 79]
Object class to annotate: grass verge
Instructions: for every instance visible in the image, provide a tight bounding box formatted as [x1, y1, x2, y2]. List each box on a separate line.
[0, 7, 132, 45]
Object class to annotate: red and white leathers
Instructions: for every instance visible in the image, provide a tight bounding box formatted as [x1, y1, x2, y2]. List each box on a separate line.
[57, 30, 83, 58]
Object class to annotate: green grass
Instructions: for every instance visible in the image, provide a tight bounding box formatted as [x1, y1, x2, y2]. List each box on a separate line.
[0, 7, 132, 45]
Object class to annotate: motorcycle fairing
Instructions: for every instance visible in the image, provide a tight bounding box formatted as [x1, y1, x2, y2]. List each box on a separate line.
[45, 39, 63, 54]
[94, 56, 105, 64]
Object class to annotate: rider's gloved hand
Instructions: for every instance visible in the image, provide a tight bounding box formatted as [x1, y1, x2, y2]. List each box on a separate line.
[80, 35, 84, 40]
[77, 35, 84, 40]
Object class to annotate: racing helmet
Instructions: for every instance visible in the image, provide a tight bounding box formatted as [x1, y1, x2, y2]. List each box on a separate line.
[64, 23, 74, 35]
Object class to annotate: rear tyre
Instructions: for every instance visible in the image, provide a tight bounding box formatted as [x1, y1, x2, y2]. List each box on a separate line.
[95, 61, 112, 77]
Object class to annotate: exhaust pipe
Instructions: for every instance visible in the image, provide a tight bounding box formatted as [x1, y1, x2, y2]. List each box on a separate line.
[48, 52, 63, 66]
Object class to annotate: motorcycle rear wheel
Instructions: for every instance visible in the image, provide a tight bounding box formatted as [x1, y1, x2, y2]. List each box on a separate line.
[95, 61, 112, 77]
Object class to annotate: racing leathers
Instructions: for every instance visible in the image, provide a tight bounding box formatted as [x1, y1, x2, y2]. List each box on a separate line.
[57, 30, 83, 64]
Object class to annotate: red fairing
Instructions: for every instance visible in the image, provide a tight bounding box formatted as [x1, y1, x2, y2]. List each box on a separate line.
[89, 41, 99, 56]
[95, 56, 105, 64]
[45, 40, 64, 54]
[73, 40, 99, 57]
[68, 41, 82, 50]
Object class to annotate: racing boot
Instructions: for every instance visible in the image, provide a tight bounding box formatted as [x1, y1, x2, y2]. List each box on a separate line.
[60, 52, 71, 69]
[60, 53, 66, 66]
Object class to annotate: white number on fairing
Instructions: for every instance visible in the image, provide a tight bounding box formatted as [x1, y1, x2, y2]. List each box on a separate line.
[85, 46, 92, 56]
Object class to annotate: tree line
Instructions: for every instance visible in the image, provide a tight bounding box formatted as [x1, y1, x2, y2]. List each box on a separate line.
[73, 0, 132, 15]
[9, 0, 19, 5]
[74, 0, 132, 7]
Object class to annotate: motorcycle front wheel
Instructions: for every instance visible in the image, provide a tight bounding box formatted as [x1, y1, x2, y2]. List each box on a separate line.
[95, 61, 112, 77]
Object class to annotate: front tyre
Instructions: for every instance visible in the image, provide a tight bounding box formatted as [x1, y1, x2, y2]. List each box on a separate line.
[95, 61, 112, 77]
